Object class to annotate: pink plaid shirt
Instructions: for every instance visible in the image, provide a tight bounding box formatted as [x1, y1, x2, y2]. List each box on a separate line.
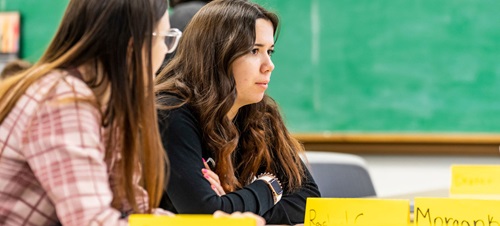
[0, 70, 148, 226]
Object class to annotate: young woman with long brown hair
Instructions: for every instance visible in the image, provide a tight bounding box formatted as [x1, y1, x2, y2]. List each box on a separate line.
[0, 0, 174, 224]
[155, 0, 321, 224]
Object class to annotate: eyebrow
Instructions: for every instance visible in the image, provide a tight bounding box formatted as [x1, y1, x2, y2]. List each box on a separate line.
[255, 43, 275, 48]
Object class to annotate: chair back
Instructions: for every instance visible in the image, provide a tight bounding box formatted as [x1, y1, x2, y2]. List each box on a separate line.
[304, 151, 376, 198]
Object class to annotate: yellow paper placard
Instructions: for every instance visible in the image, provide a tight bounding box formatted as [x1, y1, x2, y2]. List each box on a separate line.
[451, 165, 500, 197]
[304, 198, 410, 226]
[129, 214, 256, 226]
[414, 197, 500, 226]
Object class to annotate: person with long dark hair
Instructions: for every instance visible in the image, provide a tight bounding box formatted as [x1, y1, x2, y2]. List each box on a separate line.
[155, 0, 321, 224]
[0, 0, 173, 224]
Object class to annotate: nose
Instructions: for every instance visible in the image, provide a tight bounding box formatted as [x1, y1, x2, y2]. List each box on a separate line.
[261, 55, 275, 74]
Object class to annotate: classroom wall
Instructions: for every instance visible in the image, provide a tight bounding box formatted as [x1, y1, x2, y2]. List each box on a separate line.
[0, 0, 68, 62]
[254, 0, 500, 134]
[362, 154, 500, 197]
[7, 0, 500, 135]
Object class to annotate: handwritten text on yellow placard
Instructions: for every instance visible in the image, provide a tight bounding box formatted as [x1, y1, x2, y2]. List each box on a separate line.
[129, 214, 256, 226]
[414, 197, 500, 226]
[451, 165, 500, 195]
[304, 198, 410, 226]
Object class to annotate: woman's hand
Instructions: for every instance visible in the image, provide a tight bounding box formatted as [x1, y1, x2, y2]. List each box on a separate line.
[202, 159, 226, 196]
[152, 208, 175, 216]
[213, 210, 265, 226]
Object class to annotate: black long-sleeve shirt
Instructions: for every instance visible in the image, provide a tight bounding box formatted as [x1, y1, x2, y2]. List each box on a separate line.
[158, 99, 321, 225]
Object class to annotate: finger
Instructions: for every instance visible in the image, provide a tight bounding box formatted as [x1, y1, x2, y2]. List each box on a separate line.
[242, 212, 266, 226]
[213, 183, 226, 195]
[213, 210, 229, 218]
[255, 216, 266, 226]
[202, 158, 211, 169]
[204, 175, 225, 195]
[152, 208, 175, 216]
[202, 168, 220, 184]
[230, 211, 243, 217]
[202, 171, 225, 195]
[210, 184, 221, 196]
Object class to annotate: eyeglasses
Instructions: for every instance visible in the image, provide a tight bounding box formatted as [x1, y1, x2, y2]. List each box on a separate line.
[153, 28, 182, 54]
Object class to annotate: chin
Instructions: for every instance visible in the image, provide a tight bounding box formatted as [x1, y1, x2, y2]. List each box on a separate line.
[240, 95, 266, 106]
[252, 97, 265, 104]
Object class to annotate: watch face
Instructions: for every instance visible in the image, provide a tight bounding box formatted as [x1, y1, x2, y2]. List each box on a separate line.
[270, 178, 283, 195]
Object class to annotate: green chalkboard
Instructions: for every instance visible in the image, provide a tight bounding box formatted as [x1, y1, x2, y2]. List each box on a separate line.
[254, 0, 500, 133]
[4, 0, 500, 133]
[1, 0, 68, 62]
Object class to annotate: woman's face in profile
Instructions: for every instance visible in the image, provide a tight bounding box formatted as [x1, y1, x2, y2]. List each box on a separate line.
[150, 10, 171, 74]
[231, 19, 275, 109]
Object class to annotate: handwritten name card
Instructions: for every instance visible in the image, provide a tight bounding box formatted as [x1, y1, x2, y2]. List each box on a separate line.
[304, 198, 410, 226]
[414, 197, 500, 226]
[451, 165, 500, 198]
[129, 214, 256, 226]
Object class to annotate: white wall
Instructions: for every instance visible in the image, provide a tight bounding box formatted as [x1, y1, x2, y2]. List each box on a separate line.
[361, 155, 500, 197]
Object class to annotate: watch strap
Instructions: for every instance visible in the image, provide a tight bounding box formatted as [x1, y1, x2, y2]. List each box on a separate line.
[257, 172, 283, 204]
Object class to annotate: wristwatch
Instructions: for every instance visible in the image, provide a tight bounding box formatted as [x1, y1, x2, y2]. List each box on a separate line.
[257, 173, 283, 204]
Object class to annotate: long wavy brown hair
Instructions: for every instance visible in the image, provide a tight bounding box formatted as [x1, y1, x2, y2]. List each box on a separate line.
[0, 0, 167, 211]
[155, 0, 305, 192]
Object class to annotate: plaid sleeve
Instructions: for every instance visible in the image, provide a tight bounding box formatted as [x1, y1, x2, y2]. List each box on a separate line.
[22, 76, 128, 226]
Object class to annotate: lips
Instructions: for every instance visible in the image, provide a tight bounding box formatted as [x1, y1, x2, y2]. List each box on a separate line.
[256, 81, 269, 89]
[256, 80, 270, 85]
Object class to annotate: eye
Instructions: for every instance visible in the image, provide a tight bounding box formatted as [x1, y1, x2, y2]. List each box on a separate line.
[267, 49, 275, 56]
[251, 48, 259, 55]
